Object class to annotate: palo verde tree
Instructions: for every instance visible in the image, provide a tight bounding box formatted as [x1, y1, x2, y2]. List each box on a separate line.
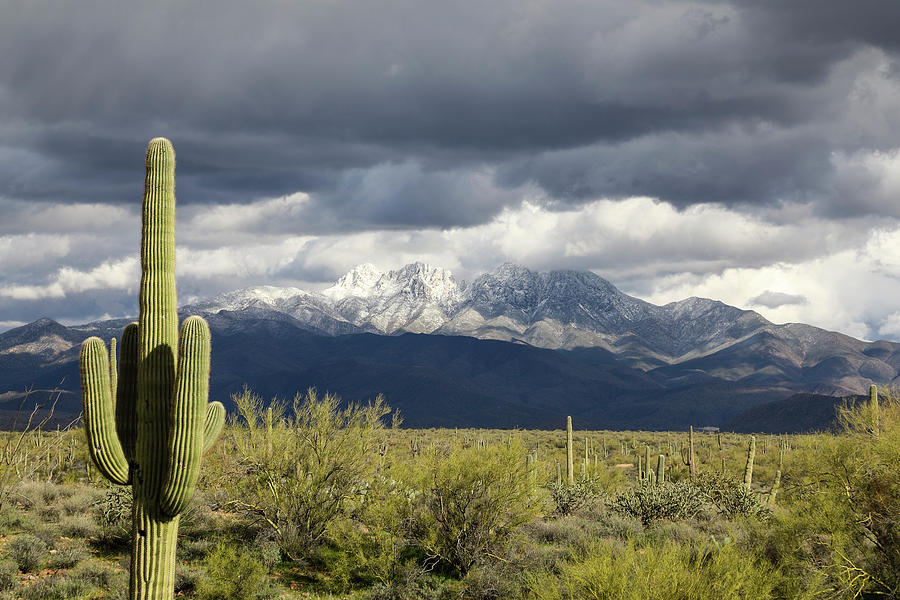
[79, 138, 225, 600]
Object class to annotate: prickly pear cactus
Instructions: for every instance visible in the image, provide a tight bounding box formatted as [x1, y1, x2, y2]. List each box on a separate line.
[80, 138, 225, 600]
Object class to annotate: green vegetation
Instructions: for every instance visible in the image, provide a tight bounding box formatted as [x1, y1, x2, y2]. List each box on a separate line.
[0, 387, 896, 598]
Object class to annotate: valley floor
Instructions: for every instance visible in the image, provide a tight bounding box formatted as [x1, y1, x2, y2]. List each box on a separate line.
[0, 392, 896, 599]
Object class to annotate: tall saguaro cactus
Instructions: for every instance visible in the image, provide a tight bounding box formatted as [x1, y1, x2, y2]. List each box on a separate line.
[565, 416, 574, 486]
[80, 138, 226, 600]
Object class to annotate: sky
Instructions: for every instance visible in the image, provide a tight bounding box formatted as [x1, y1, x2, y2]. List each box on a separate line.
[2, 0, 900, 341]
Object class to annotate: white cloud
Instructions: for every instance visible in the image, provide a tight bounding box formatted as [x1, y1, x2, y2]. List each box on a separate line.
[0, 258, 138, 300]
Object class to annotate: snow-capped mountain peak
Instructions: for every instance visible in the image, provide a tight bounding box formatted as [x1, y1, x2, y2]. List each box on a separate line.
[323, 263, 384, 300]
[199, 285, 307, 311]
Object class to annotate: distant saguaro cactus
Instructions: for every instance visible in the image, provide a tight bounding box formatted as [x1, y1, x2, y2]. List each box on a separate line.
[566, 416, 574, 486]
[656, 454, 665, 485]
[680, 425, 696, 478]
[870, 384, 880, 435]
[80, 138, 225, 600]
[767, 469, 781, 506]
[743, 435, 756, 490]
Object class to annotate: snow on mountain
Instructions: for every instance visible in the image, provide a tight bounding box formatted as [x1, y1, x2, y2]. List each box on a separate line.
[185, 262, 791, 359]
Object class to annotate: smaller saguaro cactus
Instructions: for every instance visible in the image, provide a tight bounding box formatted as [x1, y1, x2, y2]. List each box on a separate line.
[767, 469, 782, 506]
[870, 384, 880, 435]
[680, 425, 696, 478]
[743, 435, 756, 490]
[656, 454, 665, 485]
[566, 416, 574, 486]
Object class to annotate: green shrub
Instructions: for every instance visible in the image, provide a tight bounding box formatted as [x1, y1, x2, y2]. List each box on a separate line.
[328, 473, 417, 587]
[93, 486, 131, 548]
[407, 441, 541, 575]
[6, 534, 47, 573]
[547, 478, 605, 516]
[523, 539, 785, 600]
[196, 542, 275, 600]
[612, 482, 705, 527]
[228, 388, 391, 560]
[693, 472, 771, 520]
[174, 564, 202, 596]
[69, 559, 117, 589]
[0, 560, 16, 591]
[18, 574, 87, 600]
[59, 514, 100, 539]
[47, 541, 89, 570]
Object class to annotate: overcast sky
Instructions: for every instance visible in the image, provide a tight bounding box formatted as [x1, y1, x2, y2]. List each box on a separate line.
[2, 0, 900, 340]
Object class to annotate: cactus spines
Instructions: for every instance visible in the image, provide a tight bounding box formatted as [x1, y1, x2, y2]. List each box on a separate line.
[79, 138, 225, 600]
[743, 435, 756, 490]
[566, 416, 574, 486]
[656, 454, 665, 485]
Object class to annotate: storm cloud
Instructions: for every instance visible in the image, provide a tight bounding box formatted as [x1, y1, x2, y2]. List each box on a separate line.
[2, 1, 900, 339]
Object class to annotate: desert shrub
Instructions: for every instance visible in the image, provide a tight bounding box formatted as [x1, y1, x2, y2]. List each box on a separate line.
[523, 539, 785, 600]
[228, 388, 391, 560]
[174, 564, 202, 595]
[17, 574, 87, 600]
[693, 472, 771, 520]
[47, 541, 89, 570]
[547, 478, 605, 516]
[454, 562, 525, 600]
[254, 530, 281, 569]
[365, 564, 445, 600]
[196, 542, 275, 600]
[59, 513, 100, 538]
[765, 395, 900, 598]
[5, 534, 47, 573]
[611, 482, 705, 527]
[94, 486, 131, 548]
[69, 558, 117, 589]
[60, 487, 102, 516]
[407, 441, 541, 575]
[0, 560, 16, 591]
[328, 473, 417, 587]
[38, 505, 61, 523]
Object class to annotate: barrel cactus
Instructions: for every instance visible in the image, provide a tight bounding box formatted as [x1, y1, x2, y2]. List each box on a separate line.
[80, 138, 225, 600]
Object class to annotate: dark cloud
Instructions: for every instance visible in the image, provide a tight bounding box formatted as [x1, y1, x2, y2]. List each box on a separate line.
[0, 0, 897, 228]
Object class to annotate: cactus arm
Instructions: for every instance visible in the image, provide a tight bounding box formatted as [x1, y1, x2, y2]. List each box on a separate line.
[116, 323, 139, 464]
[80, 337, 130, 485]
[160, 316, 210, 517]
[203, 402, 226, 454]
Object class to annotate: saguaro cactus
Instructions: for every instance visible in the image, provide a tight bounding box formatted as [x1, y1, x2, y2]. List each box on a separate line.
[870, 384, 880, 435]
[566, 416, 574, 486]
[656, 454, 665, 485]
[743, 435, 756, 490]
[80, 138, 225, 600]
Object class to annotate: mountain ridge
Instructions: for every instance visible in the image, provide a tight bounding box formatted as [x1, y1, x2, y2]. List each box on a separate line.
[1, 262, 895, 431]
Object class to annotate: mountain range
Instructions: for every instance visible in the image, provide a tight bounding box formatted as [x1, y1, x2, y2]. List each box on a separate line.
[1, 262, 894, 431]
